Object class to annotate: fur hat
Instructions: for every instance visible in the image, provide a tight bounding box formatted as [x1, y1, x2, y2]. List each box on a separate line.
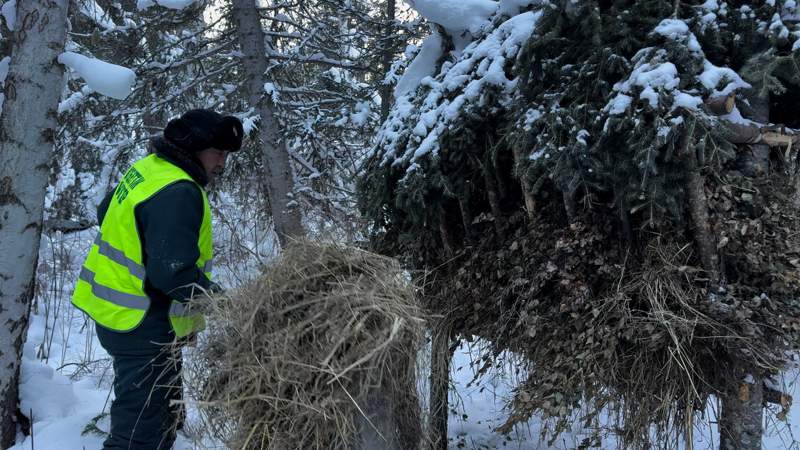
[163, 109, 244, 152]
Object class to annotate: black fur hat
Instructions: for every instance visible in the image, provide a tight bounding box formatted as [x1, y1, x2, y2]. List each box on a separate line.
[163, 109, 244, 152]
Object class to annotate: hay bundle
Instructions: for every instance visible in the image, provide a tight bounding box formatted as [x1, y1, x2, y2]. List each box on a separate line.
[187, 241, 425, 450]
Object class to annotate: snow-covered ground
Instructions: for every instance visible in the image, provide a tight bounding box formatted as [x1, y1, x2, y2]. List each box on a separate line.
[7, 230, 800, 450]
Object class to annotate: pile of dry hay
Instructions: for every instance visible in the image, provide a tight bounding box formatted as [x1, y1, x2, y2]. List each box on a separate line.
[185, 240, 425, 450]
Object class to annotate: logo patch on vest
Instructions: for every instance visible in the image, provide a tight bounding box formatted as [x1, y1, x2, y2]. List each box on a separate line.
[115, 167, 146, 204]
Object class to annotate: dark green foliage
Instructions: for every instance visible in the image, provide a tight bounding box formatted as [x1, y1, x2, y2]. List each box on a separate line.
[359, 0, 800, 446]
[360, 0, 800, 260]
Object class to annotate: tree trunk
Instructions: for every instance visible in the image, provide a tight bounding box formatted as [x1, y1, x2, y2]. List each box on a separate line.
[428, 323, 452, 450]
[740, 93, 770, 178]
[380, 0, 396, 122]
[719, 368, 764, 450]
[230, 0, 305, 248]
[681, 131, 720, 285]
[0, 1, 69, 446]
[354, 347, 422, 450]
[512, 146, 536, 222]
[717, 93, 769, 450]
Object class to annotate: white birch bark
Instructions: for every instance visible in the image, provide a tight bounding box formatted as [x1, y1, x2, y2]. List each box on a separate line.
[230, 0, 305, 248]
[0, 1, 69, 446]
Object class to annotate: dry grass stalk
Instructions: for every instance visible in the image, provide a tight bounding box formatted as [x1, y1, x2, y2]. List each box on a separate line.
[183, 240, 425, 450]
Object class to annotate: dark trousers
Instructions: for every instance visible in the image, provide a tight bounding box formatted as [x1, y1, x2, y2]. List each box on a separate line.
[98, 325, 183, 450]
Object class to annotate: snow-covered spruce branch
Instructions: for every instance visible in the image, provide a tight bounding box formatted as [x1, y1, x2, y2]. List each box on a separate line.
[142, 38, 237, 72]
[264, 50, 372, 72]
[141, 13, 229, 57]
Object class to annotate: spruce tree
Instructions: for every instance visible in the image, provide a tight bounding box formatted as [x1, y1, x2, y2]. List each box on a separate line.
[360, 0, 800, 447]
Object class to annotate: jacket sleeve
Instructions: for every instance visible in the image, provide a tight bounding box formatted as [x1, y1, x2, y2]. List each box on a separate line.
[97, 191, 113, 226]
[135, 181, 215, 302]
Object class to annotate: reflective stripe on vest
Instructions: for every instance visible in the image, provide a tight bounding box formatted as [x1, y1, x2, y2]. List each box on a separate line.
[72, 154, 213, 336]
[78, 267, 148, 310]
[94, 233, 146, 280]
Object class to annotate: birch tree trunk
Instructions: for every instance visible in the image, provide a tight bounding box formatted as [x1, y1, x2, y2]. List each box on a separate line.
[0, 1, 69, 446]
[229, 0, 305, 248]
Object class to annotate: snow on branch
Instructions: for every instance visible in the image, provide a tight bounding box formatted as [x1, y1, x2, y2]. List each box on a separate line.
[78, 0, 117, 31]
[137, 0, 197, 10]
[58, 52, 136, 100]
[605, 18, 750, 118]
[1, 0, 15, 31]
[375, 9, 542, 169]
[405, 0, 497, 35]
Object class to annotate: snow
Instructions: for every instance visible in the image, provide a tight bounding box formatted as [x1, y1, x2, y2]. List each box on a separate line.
[10, 310, 201, 450]
[612, 61, 680, 109]
[523, 107, 542, 130]
[576, 129, 589, 146]
[406, 0, 498, 35]
[699, 60, 750, 97]
[263, 82, 279, 102]
[606, 93, 632, 115]
[137, 0, 197, 10]
[785, 1, 800, 22]
[653, 18, 690, 39]
[444, 339, 800, 449]
[58, 52, 136, 100]
[720, 105, 756, 126]
[605, 17, 750, 116]
[59, 86, 93, 114]
[0, 55, 8, 84]
[379, 9, 542, 167]
[770, 13, 791, 40]
[1, 0, 15, 31]
[350, 101, 371, 126]
[701, 0, 718, 9]
[674, 91, 703, 109]
[499, 0, 539, 16]
[0, 55, 9, 111]
[653, 18, 702, 54]
[394, 32, 443, 98]
[78, 0, 117, 31]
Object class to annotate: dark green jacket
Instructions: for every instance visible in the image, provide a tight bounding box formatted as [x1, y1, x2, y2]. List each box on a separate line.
[96, 144, 215, 352]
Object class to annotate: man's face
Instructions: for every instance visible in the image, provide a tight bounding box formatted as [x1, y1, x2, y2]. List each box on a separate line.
[196, 148, 229, 182]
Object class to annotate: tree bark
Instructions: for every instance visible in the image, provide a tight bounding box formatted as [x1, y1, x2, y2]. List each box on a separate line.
[719, 369, 764, 450]
[230, 0, 305, 248]
[739, 94, 770, 178]
[428, 322, 452, 450]
[354, 347, 422, 450]
[438, 204, 455, 257]
[379, 0, 396, 122]
[0, 1, 69, 446]
[717, 93, 769, 450]
[458, 197, 474, 244]
[681, 131, 720, 284]
[512, 146, 536, 222]
[481, 159, 504, 235]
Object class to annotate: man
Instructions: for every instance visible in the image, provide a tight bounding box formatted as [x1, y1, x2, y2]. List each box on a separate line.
[72, 109, 243, 449]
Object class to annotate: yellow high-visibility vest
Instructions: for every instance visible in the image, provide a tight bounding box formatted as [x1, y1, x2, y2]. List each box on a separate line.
[72, 154, 213, 338]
